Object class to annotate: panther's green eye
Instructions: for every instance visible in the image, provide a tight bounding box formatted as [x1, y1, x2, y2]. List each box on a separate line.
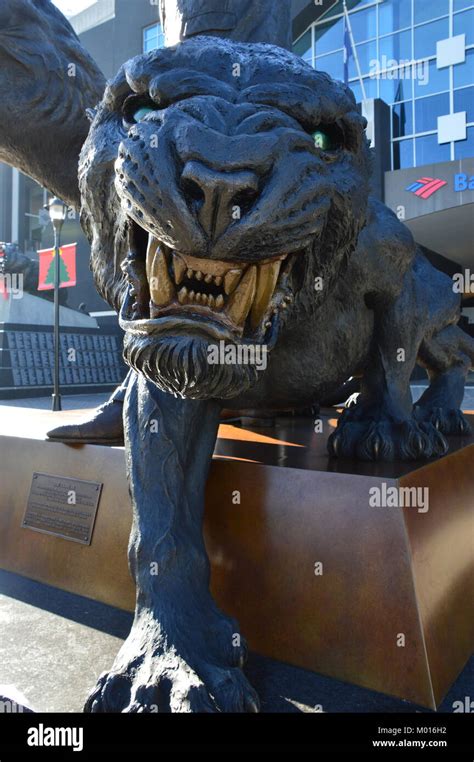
[312, 129, 335, 151]
[133, 106, 156, 122]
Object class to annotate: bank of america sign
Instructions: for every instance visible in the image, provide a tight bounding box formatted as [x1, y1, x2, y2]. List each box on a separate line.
[405, 177, 447, 199]
[406, 172, 474, 198]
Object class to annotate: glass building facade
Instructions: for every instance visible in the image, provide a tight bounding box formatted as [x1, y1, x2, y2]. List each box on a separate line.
[293, 0, 474, 169]
[143, 22, 165, 53]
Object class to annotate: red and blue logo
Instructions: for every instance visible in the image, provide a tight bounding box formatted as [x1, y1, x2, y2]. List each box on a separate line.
[405, 177, 447, 199]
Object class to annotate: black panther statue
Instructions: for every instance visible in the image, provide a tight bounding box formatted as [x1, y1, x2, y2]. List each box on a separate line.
[0, 0, 472, 712]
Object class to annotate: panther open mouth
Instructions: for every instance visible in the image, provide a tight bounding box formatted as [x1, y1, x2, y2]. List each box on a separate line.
[119, 220, 296, 346]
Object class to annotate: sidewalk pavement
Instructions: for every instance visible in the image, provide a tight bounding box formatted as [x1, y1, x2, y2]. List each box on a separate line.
[0, 570, 471, 713]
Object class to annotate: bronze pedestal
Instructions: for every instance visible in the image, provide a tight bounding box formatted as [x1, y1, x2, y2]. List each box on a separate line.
[0, 405, 472, 708]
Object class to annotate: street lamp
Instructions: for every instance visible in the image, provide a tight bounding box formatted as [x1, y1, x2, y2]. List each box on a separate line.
[46, 197, 68, 412]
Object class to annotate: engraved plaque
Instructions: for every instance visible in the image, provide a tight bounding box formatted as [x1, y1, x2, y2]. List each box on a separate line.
[22, 473, 102, 545]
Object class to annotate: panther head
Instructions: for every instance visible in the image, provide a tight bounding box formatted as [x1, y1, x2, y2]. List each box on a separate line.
[80, 36, 370, 400]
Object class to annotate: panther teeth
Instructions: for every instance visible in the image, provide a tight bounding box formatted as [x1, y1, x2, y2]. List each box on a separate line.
[145, 233, 288, 330]
[224, 269, 242, 295]
[173, 255, 187, 285]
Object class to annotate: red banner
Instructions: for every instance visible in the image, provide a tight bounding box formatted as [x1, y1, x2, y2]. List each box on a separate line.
[38, 243, 77, 290]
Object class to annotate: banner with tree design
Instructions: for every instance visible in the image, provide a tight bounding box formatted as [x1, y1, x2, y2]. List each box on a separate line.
[37, 243, 77, 290]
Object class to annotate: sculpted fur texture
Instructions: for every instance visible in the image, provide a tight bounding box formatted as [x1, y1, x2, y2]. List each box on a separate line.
[0, 0, 472, 714]
[80, 35, 473, 455]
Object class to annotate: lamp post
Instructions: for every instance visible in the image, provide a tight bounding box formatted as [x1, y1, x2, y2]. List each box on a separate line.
[46, 197, 68, 412]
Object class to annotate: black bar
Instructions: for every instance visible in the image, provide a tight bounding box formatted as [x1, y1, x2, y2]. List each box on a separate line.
[0, 712, 472, 757]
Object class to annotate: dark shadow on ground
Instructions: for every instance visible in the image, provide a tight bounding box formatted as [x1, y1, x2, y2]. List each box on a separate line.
[0, 570, 471, 713]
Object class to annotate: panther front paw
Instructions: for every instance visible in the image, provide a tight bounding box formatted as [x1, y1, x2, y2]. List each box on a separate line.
[84, 651, 257, 713]
[84, 604, 258, 713]
[328, 416, 448, 461]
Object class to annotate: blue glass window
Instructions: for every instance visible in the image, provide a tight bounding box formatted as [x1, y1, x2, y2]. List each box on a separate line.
[454, 9, 474, 44]
[294, 29, 312, 63]
[454, 0, 474, 11]
[454, 87, 474, 123]
[349, 7, 376, 43]
[454, 49, 474, 88]
[316, 51, 343, 81]
[379, 30, 412, 64]
[454, 126, 474, 158]
[393, 138, 414, 169]
[415, 93, 450, 132]
[349, 76, 378, 104]
[143, 23, 164, 53]
[415, 134, 451, 165]
[379, 71, 412, 104]
[414, 0, 449, 24]
[349, 40, 377, 79]
[414, 60, 449, 96]
[392, 101, 414, 137]
[314, 18, 344, 56]
[414, 18, 449, 59]
[379, 0, 412, 34]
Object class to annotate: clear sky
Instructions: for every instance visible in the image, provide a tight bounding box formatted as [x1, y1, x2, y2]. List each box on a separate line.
[53, 0, 97, 17]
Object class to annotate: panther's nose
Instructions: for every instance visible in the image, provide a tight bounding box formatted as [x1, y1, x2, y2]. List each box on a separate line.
[181, 160, 260, 240]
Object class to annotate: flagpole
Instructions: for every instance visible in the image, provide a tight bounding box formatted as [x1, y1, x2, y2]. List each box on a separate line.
[343, 0, 367, 106]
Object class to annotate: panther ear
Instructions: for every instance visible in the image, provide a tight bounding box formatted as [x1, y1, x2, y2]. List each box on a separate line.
[0, 0, 106, 209]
